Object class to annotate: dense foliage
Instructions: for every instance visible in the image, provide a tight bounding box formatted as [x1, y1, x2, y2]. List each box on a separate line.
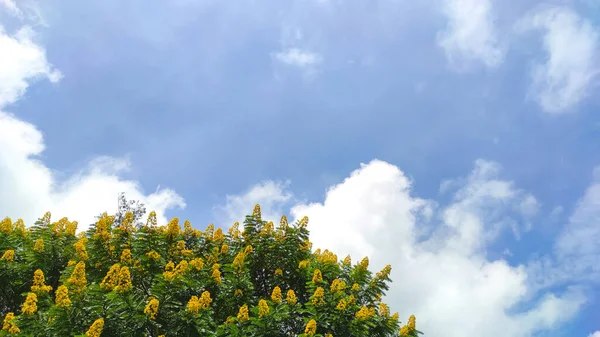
[0, 203, 422, 336]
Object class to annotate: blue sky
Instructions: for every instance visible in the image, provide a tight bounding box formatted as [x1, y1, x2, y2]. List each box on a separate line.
[1, 0, 599, 336]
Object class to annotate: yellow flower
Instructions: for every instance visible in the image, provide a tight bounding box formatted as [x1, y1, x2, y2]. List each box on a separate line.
[271, 286, 282, 303]
[300, 239, 313, 251]
[351, 283, 360, 292]
[228, 222, 240, 240]
[298, 260, 309, 269]
[274, 268, 283, 276]
[298, 216, 309, 228]
[55, 285, 71, 307]
[85, 318, 104, 337]
[166, 217, 180, 238]
[41, 212, 51, 226]
[117, 266, 132, 293]
[260, 221, 274, 236]
[163, 260, 188, 282]
[65, 220, 78, 236]
[312, 269, 323, 283]
[325, 334, 332, 337]
[312, 287, 324, 305]
[120, 249, 132, 264]
[73, 238, 89, 261]
[1, 249, 15, 262]
[391, 312, 399, 321]
[146, 211, 158, 229]
[347, 295, 356, 305]
[187, 296, 201, 314]
[304, 319, 317, 336]
[258, 299, 270, 317]
[379, 303, 390, 317]
[318, 250, 338, 264]
[211, 264, 221, 284]
[184, 220, 194, 236]
[220, 244, 229, 254]
[213, 228, 225, 242]
[286, 289, 297, 304]
[67, 261, 87, 293]
[336, 299, 347, 311]
[399, 325, 410, 336]
[31, 269, 52, 294]
[94, 213, 114, 241]
[237, 304, 249, 321]
[375, 264, 392, 280]
[408, 314, 416, 329]
[280, 215, 288, 228]
[330, 279, 347, 294]
[359, 257, 369, 270]
[190, 258, 204, 270]
[34, 239, 45, 252]
[355, 306, 373, 320]
[233, 252, 245, 271]
[67, 260, 76, 267]
[0, 217, 12, 234]
[244, 245, 253, 255]
[21, 293, 38, 315]
[146, 250, 160, 260]
[2, 312, 20, 334]
[144, 297, 159, 320]
[182, 249, 194, 257]
[101, 264, 121, 291]
[234, 289, 243, 297]
[199, 291, 212, 309]
[252, 204, 261, 220]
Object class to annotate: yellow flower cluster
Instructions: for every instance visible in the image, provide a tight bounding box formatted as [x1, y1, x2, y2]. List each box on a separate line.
[260, 221, 274, 236]
[355, 306, 376, 320]
[14, 219, 26, 236]
[146, 211, 158, 229]
[379, 303, 390, 317]
[286, 289, 297, 305]
[252, 204, 261, 220]
[31, 269, 52, 294]
[304, 319, 317, 336]
[163, 260, 188, 282]
[271, 286, 282, 303]
[351, 283, 360, 292]
[300, 239, 313, 251]
[34, 239, 44, 252]
[94, 213, 114, 241]
[85, 318, 104, 337]
[146, 250, 160, 260]
[21, 293, 38, 315]
[166, 217, 180, 238]
[336, 299, 347, 311]
[213, 228, 225, 242]
[183, 220, 194, 236]
[101, 264, 122, 291]
[234, 289, 243, 296]
[237, 304, 249, 321]
[1, 249, 14, 261]
[211, 263, 221, 284]
[118, 212, 135, 234]
[375, 264, 392, 280]
[55, 285, 71, 307]
[2, 313, 20, 334]
[187, 297, 200, 314]
[258, 299, 270, 317]
[312, 287, 324, 305]
[408, 314, 416, 329]
[318, 249, 338, 264]
[144, 297, 159, 319]
[298, 260, 310, 269]
[330, 279, 347, 294]
[347, 295, 356, 305]
[244, 245, 253, 254]
[228, 222, 241, 240]
[67, 261, 87, 293]
[220, 244, 229, 254]
[41, 212, 51, 226]
[120, 249, 132, 263]
[391, 312, 399, 321]
[298, 216, 309, 228]
[312, 269, 323, 283]
[116, 266, 133, 293]
[199, 291, 212, 309]
[65, 220, 78, 236]
[190, 257, 204, 270]
[73, 238, 89, 261]
[52, 217, 71, 235]
[233, 252, 245, 271]
[0, 217, 12, 234]
[280, 215, 288, 229]
[359, 257, 369, 270]
[274, 268, 283, 276]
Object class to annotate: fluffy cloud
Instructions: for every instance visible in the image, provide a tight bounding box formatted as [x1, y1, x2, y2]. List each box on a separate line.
[0, 0, 21, 17]
[437, 0, 504, 69]
[589, 331, 600, 337]
[0, 20, 185, 230]
[274, 48, 323, 68]
[518, 6, 599, 114]
[221, 159, 587, 337]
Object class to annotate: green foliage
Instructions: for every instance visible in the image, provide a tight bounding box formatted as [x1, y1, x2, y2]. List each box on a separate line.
[0, 203, 423, 336]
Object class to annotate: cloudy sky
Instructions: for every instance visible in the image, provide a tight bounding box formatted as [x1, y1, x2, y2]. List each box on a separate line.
[1, 0, 600, 336]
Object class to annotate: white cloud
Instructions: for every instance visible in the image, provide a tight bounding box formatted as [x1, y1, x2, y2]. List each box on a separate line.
[437, 0, 504, 69]
[222, 159, 586, 337]
[588, 331, 600, 337]
[0, 25, 185, 231]
[274, 48, 322, 68]
[0, 0, 21, 17]
[519, 6, 599, 114]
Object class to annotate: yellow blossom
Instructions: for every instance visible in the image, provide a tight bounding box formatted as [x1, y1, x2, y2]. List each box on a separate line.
[21, 293, 38, 315]
[355, 306, 374, 320]
[1, 249, 14, 262]
[348, 295, 356, 305]
[252, 204, 261, 220]
[65, 221, 78, 236]
[244, 245, 253, 254]
[94, 213, 113, 241]
[274, 268, 283, 276]
[336, 299, 347, 311]
[304, 319, 317, 336]
[211, 264, 221, 284]
[280, 215, 288, 229]
[318, 250, 338, 264]
[67, 261, 87, 293]
[101, 264, 121, 291]
[258, 299, 270, 317]
[0, 217, 12, 234]
[325, 334, 332, 337]
[166, 217, 180, 238]
[67, 260, 76, 267]
[199, 291, 212, 309]
[271, 286, 282, 303]
[41, 212, 51, 226]
[298, 216, 309, 228]
[144, 297, 159, 319]
[190, 258, 204, 270]
[298, 260, 309, 269]
[117, 266, 132, 293]
[182, 249, 193, 257]
[391, 312, 399, 321]
[146, 211, 158, 229]
[408, 314, 416, 329]
[163, 260, 188, 282]
[213, 228, 225, 242]
[187, 296, 201, 314]
[379, 303, 390, 317]
[342, 255, 351, 266]
[233, 252, 245, 271]
[184, 220, 194, 237]
[234, 289, 243, 297]
[359, 257, 369, 270]
[375, 264, 392, 280]
[2, 312, 20, 334]
[31, 269, 52, 294]
[33, 239, 45, 253]
[220, 244, 229, 254]
[146, 250, 160, 260]
[351, 283, 360, 292]
[204, 224, 214, 239]
[120, 249, 132, 263]
[85, 318, 104, 337]
[312, 269, 323, 283]
[228, 222, 240, 240]
[260, 221, 274, 236]
[55, 285, 71, 307]
[73, 238, 89, 261]
[399, 326, 410, 336]
[237, 304, 249, 321]
[312, 287, 324, 305]
[330, 279, 347, 294]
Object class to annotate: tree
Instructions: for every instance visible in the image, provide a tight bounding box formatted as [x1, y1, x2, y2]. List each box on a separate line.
[0, 203, 423, 337]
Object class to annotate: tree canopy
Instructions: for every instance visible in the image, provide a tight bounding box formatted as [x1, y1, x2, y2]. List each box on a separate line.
[0, 202, 422, 336]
